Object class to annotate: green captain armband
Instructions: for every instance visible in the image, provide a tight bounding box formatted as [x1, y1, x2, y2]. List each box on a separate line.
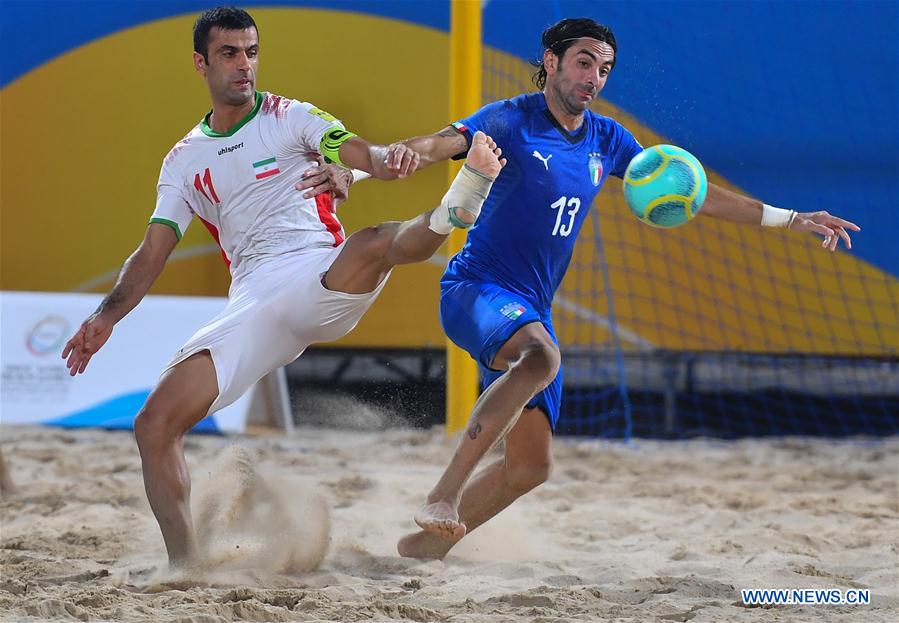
[309, 107, 338, 123]
[319, 128, 357, 168]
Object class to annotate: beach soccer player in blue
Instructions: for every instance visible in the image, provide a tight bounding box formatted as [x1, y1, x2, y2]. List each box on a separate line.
[384, 17, 859, 559]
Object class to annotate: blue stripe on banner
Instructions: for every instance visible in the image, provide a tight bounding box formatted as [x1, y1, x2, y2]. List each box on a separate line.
[0, 1, 449, 88]
[43, 389, 222, 434]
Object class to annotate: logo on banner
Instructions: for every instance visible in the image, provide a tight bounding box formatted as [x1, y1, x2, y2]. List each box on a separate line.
[25, 315, 70, 356]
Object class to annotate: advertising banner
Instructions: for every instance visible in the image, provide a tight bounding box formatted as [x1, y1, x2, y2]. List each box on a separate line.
[1, 291, 259, 433]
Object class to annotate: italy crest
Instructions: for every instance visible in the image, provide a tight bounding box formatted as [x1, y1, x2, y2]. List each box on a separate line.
[588, 153, 603, 186]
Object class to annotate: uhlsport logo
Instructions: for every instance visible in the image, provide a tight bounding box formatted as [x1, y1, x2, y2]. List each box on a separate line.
[26, 315, 70, 356]
[217, 142, 244, 156]
[500, 302, 526, 320]
[589, 152, 603, 186]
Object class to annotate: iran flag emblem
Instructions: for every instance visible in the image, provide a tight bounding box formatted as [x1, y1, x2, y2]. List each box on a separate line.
[253, 156, 280, 180]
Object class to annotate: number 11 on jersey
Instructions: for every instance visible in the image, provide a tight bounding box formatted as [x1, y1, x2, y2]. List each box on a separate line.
[551, 196, 581, 237]
[194, 168, 221, 205]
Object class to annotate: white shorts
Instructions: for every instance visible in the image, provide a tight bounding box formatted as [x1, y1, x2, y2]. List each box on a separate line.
[164, 245, 389, 414]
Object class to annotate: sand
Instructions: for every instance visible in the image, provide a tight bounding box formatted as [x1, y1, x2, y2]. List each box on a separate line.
[1, 421, 897, 622]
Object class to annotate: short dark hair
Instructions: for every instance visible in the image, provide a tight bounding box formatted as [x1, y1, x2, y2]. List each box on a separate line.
[193, 6, 258, 63]
[532, 18, 617, 90]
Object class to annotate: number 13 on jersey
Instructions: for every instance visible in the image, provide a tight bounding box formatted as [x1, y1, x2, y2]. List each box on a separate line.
[550, 196, 581, 237]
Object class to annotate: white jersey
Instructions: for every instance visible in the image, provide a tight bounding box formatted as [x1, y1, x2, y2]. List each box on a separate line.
[152, 91, 347, 281]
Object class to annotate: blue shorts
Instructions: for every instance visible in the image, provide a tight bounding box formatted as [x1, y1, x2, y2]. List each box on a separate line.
[440, 277, 562, 430]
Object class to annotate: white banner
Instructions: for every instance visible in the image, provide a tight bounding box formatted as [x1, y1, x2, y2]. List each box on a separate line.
[0, 291, 256, 434]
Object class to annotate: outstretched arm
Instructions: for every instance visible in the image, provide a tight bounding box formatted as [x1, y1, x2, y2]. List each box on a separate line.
[62, 223, 178, 375]
[389, 126, 470, 168]
[335, 135, 421, 180]
[333, 125, 470, 181]
[701, 183, 861, 251]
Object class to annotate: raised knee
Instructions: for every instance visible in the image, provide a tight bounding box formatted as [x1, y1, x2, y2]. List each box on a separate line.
[505, 459, 553, 494]
[356, 224, 398, 263]
[514, 340, 561, 385]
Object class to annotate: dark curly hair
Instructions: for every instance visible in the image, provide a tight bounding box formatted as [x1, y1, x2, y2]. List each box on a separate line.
[532, 18, 617, 90]
[193, 6, 258, 63]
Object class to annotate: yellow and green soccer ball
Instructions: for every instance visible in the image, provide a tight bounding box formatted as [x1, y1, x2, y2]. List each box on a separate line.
[622, 145, 707, 228]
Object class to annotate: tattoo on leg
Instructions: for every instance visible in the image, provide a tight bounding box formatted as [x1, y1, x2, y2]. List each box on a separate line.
[467, 422, 482, 440]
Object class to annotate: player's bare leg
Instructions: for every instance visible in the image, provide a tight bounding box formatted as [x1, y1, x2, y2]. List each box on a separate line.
[398, 407, 552, 559]
[411, 322, 559, 541]
[323, 131, 503, 295]
[133, 351, 219, 567]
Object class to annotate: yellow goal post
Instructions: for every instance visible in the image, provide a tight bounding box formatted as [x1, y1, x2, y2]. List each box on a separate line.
[445, 0, 482, 434]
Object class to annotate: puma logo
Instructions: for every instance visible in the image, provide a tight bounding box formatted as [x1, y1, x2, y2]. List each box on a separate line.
[532, 150, 552, 170]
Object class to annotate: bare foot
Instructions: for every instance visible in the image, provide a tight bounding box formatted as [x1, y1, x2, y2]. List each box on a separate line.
[445, 131, 505, 228]
[413, 500, 467, 541]
[466, 130, 504, 180]
[397, 530, 457, 560]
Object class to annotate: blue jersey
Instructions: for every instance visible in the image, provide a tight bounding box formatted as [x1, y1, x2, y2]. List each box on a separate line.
[444, 92, 643, 312]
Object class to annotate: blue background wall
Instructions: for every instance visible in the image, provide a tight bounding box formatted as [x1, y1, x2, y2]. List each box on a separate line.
[3, 0, 896, 276]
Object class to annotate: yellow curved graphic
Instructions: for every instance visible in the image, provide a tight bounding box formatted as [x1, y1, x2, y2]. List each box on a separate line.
[0, 8, 451, 349]
[643, 194, 688, 224]
[624, 148, 669, 186]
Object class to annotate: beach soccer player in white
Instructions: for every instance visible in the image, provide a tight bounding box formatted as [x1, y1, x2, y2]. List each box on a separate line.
[61, 6, 504, 568]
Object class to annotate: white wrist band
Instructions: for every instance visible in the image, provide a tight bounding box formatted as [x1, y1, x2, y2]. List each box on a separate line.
[761, 204, 797, 228]
[351, 169, 371, 184]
